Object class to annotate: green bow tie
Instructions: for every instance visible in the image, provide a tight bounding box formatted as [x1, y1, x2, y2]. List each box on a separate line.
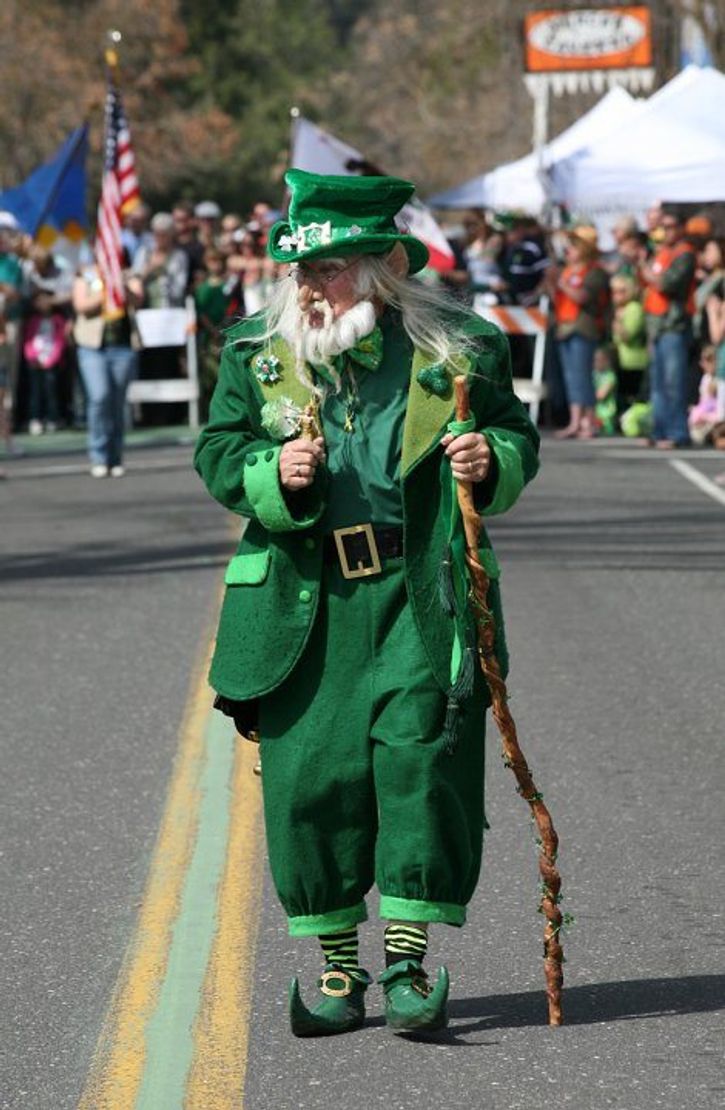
[344, 324, 384, 372]
[313, 325, 384, 384]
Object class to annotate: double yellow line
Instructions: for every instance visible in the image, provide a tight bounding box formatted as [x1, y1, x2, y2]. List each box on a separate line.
[79, 636, 264, 1109]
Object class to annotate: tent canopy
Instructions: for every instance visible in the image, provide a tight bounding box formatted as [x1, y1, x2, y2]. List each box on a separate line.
[428, 85, 637, 212]
[550, 66, 725, 207]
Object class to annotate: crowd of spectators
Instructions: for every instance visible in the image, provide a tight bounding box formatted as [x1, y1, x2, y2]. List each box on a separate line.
[439, 204, 725, 449]
[0, 198, 283, 465]
[1, 197, 724, 466]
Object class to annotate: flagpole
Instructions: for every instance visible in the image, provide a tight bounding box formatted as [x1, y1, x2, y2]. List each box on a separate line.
[283, 106, 300, 215]
[104, 28, 122, 74]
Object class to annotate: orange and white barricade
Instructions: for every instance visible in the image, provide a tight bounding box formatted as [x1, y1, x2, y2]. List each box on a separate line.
[473, 296, 548, 425]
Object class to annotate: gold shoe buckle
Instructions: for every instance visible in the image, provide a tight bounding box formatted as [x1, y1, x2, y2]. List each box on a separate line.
[320, 969, 354, 997]
[411, 974, 432, 997]
[333, 523, 382, 580]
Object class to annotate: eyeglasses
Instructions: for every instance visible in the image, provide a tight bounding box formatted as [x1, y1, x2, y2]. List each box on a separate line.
[292, 259, 358, 286]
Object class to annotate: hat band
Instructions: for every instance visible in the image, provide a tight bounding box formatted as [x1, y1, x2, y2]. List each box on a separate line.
[277, 219, 395, 255]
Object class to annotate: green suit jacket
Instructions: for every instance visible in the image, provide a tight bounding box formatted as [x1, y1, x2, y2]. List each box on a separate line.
[193, 311, 539, 705]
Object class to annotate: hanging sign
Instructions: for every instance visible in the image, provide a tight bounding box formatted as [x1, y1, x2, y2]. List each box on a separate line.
[524, 7, 652, 72]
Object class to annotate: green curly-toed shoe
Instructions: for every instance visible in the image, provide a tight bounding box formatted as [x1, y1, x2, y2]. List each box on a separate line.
[379, 959, 449, 1035]
[289, 964, 372, 1037]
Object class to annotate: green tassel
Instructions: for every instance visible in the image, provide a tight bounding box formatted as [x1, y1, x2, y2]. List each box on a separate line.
[450, 640, 475, 702]
[442, 697, 463, 755]
[437, 544, 456, 617]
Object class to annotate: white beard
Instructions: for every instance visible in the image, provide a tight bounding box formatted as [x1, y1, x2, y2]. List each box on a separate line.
[280, 298, 378, 369]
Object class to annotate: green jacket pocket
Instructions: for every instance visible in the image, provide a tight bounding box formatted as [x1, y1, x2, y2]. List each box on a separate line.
[224, 550, 271, 586]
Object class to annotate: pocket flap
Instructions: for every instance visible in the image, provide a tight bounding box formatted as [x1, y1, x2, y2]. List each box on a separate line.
[224, 550, 271, 586]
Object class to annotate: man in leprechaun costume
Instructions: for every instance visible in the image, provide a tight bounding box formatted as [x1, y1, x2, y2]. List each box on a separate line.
[194, 169, 539, 1037]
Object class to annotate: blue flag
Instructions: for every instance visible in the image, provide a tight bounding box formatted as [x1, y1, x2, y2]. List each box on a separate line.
[0, 125, 89, 242]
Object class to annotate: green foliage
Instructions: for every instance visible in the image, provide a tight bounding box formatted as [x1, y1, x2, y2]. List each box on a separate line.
[175, 0, 361, 210]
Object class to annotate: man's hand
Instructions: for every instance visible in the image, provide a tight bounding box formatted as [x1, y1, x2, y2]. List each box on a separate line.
[279, 436, 326, 490]
[441, 431, 491, 482]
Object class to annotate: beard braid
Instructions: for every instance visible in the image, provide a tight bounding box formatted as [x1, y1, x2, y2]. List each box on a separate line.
[279, 297, 378, 393]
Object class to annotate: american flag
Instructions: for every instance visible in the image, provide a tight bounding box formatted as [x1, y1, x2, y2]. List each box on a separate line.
[96, 70, 140, 316]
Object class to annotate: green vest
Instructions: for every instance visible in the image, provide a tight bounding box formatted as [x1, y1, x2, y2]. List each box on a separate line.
[193, 311, 539, 703]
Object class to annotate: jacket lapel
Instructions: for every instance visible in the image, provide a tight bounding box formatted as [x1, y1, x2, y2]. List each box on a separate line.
[249, 337, 315, 412]
[401, 349, 471, 476]
[252, 336, 471, 477]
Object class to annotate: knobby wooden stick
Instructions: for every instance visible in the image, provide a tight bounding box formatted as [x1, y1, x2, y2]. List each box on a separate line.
[453, 374, 564, 1025]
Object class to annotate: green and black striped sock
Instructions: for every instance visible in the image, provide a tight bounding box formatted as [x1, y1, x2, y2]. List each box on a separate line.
[384, 922, 428, 967]
[319, 927, 364, 979]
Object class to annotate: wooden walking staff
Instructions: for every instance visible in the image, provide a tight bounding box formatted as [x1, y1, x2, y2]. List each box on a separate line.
[453, 374, 564, 1026]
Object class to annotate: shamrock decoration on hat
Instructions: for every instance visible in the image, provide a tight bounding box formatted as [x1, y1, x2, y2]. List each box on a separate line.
[268, 169, 429, 275]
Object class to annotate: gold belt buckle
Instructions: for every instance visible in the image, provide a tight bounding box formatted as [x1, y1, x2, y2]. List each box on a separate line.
[333, 523, 382, 580]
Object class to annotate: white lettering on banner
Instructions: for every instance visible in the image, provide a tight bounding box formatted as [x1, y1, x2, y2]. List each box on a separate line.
[529, 11, 646, 60]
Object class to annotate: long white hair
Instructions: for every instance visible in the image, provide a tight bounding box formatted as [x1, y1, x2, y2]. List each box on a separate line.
[239, 253, 476, 391]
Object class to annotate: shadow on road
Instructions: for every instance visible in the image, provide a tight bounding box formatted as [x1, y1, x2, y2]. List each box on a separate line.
[1, 540, 231, 581]
[439, 973, 725, 1040]
[491, 498, 724, 572]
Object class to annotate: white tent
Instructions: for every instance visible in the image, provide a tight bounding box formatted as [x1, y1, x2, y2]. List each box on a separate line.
[551, 66, 725, 207]
[428, 85, 638, 212]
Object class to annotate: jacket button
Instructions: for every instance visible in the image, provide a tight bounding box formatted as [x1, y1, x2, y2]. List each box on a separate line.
[298, 589, 312, 604]
[264, 449, 274, 462]
[304, 537, 315, 550]
[246, 453, 257, 466]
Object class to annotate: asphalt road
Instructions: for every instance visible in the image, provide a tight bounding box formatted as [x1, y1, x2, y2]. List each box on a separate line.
[2, 436, 724, 1110]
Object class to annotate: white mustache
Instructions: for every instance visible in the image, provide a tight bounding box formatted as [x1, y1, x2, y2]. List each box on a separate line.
[289, 299, 377, 367]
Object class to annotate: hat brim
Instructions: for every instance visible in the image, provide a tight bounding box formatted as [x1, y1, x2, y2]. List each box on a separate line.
[268, 222, 429, 275]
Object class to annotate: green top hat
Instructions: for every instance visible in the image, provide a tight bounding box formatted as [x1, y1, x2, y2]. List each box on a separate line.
[268, 169, 429, 274]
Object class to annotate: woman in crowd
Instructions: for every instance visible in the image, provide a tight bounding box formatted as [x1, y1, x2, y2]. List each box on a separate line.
[694, 238, 724, 345]
[551, 226, 610, 439]
[228, 229, 276, 316]
[72, 257, 137, 478]
[130, 212, 188, 308]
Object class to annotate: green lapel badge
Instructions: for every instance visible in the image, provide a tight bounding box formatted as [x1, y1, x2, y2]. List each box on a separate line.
[416, 363, 451, 398]
[253, 353, 283, 384]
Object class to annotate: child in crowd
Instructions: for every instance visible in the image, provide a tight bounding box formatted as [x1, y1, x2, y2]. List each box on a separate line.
[194, 248, 232, 416]
[23, 290, 67, 434]
[688, 345, 720, 445]
[610, 273, 648, 408]
[593, 346, 618, 436]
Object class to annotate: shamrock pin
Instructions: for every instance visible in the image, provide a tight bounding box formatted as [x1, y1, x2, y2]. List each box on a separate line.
[253, 354, 283, 384]
[261, 397, 303, 440]
[416, 364, 450, 398]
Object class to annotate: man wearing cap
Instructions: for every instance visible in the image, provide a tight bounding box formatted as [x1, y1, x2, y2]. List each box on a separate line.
[194, 170, 539, 1037]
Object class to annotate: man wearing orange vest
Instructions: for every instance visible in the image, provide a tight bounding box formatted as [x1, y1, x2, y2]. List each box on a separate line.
[642, 212, 696, 448]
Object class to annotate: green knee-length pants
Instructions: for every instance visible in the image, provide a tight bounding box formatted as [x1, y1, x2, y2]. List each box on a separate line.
[258, 560, 487, 937]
